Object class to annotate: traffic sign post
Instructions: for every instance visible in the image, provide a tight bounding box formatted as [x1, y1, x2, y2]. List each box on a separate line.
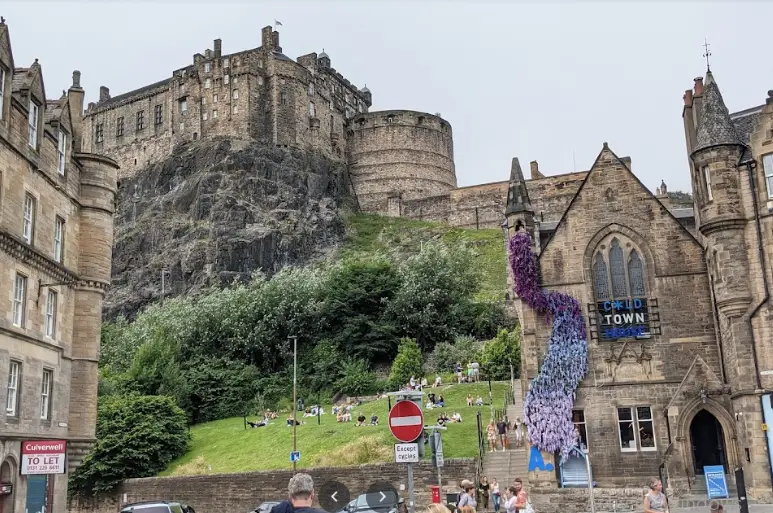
[388, 395, 424, 513]
[290, 451, 300, 463]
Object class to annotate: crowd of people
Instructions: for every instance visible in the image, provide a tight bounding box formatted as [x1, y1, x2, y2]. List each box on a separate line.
[485, 417, 524, 452]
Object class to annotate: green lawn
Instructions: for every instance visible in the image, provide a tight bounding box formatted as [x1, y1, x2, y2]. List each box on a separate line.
[341, 214, 507, 302]
[162, 382, 508, 476]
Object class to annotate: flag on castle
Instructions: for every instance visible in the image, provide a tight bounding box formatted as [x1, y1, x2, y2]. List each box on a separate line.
[275, 19, 283, 27]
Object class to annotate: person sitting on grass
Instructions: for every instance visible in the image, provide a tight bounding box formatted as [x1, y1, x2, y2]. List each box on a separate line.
[437, 395, 445, 407]
[476, 396, 484, 407]
[370, 415, 379, 426]
[434, 375, 442, 387]
[247, 419, 267, 428]
[286, 417, 302, 427]
[451, 411, 462, 423]
[466, 394, 474, 407]
[356, 414, 366, 426]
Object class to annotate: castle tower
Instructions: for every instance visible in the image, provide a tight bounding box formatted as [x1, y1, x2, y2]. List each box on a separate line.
[504, 157, 535, 242]
[689, 70, 769, 491]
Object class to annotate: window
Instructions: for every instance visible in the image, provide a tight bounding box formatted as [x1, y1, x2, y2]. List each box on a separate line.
[387, 116, 394, 123]
[223, 57, 230, 68]
[234, 76, 239, 84]
[233, 105, 239, 114]
[23, 193, 35, 244]
[213, 94, 218, 103]
[96, 123, 104, 143]
[204, 62, 211, 73]
[703, 166, 713, 201]
[179, 99, 188, 113]
[0, 67, 5, 119]
[54, 216, 64, 263]
[280, 92, 288, 106]
[202, 112, 208, 121]
[45, 290, 57, 338]
[329, 100, 334, 111]
[28, 100, 39, 147]
[309, 102, 316, 117]
[617, 406, 656, 452]
[212, 110, 218, 119]
[308, 82, 315, 96]
[257, 76, 263, 86]
[154, 104, 163, 125]
[6, 361, 20, 416]
[57, 130, 67, 175]
[40, 369, 52, 420]
[763, 154, 773, 199]
[233, 89, 239, 100]
[136, 110, 145, 130]
[204, 78, 211, 89]
[202, 97, 207, 106]
[180, 83, 186, 94]
[13, 274, 27, 327]
[116, 117, 124, 137]
[179, 122, 184, 132]
[224, 74, 230, 85]
[572, 410, 588, 451]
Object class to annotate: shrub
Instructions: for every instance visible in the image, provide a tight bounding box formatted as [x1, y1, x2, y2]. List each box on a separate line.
[425, 335, 483, 374]
[388, 338, 423, 389]
[69, 395, 189, 496]
[480, 327, 521, 381]
[335, 359, 376, 396]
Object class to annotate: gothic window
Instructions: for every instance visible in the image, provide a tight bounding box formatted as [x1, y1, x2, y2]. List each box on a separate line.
[593, 253, 610, 300]
[593, 237, 647, 301]
[609, 239, 627, 298]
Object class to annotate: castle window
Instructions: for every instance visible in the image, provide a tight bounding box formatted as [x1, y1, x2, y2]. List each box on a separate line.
[703, 166, 713, 202]
[308, 82, 315, 96]
[387, 115, 394, 123]
[418, 116, 425, 124]
[280, 92, 288, 106]
[233, 105, 239, 114]
[54, 216, 64, 263]
[224, 74, 230, 85]
[204, 62, 211, 73]
[233, 90, 239, 100]
[329, 100, 334, 111]
[205, 78, 211, 89]
[22, 193, 36, 244]
[213, 94, 218, 103]
[154, 105, 163, 125]
[0, 67, 5, 120]
[57, 130, 67, 175]
[223, 57, 230, 68]
[181, 83, 186, 94]
[12, 274, 27, 328]
[179, 123, 184, 132]
[309, 102, 316, 117]
[257, 76, 263, 86]
[234, 76, 239, 85]
[28, 99, 39, 148]
[256, 59, 262, 68]
[96, 123, 104, 142]
[193, 132, 198, 140]
[212, 110, 218, 119]
[137, 110, 145, 130]
[179, 99, 188, 114]
[116, 117, 124, 137]
[202, 112, 208, 121]
[763, 154, 773, 199]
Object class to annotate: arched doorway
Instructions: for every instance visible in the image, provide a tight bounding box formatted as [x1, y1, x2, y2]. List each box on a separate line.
[0, 458, 16, 513]
[690, 409, 727, 474]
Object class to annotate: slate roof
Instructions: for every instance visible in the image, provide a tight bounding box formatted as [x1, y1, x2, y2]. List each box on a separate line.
[730, 105, 763, 145]
[694, 71, 742, 152]
[11, 67, 30, 92]
[271, 50, 293, 62]
[98, 77, 172, 108]
[44, 97, 65, 124]
[505, 157, 533, 215]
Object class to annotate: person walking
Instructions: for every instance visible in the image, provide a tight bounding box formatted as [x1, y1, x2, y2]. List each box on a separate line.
[487, 420, 498, 452]
[457, 481, 477, 510]
[643, 477, 668, 513]
[511, 478, 531, 513]
[503, 487, 517, 513]
[496, 418, 508, 451]
[490, 478, 501, 513]
[478, 476, 490, 513]
[285, 473, 326, 513]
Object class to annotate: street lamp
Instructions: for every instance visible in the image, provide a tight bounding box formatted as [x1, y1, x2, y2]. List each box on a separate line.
[289, 335, 298, 472]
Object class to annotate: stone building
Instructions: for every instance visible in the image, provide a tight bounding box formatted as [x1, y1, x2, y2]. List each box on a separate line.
[0, 20, 119, 513]
[504, 68, 773, 499]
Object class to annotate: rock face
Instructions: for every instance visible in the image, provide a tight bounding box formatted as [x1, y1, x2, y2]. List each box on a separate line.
[105, 138, 353, 319]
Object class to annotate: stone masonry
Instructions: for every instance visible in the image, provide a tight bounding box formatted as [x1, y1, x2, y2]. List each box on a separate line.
[0, 19, 119, 513]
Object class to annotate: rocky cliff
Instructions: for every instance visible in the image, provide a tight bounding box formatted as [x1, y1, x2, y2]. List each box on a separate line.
[105, 138, 353, 319]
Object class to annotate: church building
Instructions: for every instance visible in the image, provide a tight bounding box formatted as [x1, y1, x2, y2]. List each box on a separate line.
[506, 68, 773, 499]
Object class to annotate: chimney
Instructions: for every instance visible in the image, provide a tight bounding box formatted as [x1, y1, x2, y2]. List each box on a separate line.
[767, 90, 773, 105]
[529, 160, 544, 179]
[214, 39, 222, 58]
[68, 70, 85, 152]
[261, 26, 274, 50]
[99, 86, 110, 103]
[272, 31, 281, 53]
[684, 89, 693, 106]
[693, 77, 704, 96]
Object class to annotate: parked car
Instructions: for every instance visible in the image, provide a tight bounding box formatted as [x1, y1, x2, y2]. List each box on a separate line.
[344, 492, 406, 513]
[120, 501, 195, 513]
[249, 501, 282, 513]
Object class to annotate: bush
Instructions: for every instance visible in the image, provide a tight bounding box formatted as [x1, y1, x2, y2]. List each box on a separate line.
[388, 338, 424, 389]
[425, 335, 483, 374]
[335, 359, 376, 396]
[69, 395, 189, 496]
[481, 328, 521, 381]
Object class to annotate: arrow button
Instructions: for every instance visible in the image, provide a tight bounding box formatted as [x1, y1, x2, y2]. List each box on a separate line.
[365, 482, 399, 510]
[319, 481, 350, 513]
[379, 492, 386, 503]
[332, 492, 339, 503]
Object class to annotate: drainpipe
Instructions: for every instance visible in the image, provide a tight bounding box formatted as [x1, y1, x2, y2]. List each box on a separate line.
[746, 160, 768, 391]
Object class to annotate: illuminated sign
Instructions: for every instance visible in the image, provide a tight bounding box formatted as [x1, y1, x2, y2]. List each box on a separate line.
[588, 298, 661, 341]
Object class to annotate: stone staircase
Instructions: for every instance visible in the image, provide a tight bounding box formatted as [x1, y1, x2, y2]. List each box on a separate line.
[482, 385, 529, 487]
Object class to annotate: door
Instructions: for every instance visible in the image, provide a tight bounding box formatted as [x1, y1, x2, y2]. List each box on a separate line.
[690, 410, 726, 474]
[24, 475, 48, 513]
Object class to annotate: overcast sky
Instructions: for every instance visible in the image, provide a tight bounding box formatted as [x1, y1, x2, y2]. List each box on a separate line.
[4, 2, 771, 193]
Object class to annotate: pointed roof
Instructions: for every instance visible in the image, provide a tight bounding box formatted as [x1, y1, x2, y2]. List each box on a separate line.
[505, 157, 533, 215]
[694, 71, 742, 152]
[0, 18, 16, 72]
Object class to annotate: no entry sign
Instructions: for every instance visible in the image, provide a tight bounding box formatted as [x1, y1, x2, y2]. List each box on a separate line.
[388, 400, 424, 443]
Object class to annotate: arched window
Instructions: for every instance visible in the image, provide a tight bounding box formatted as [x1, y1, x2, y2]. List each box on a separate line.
[592, 236, 650, 340]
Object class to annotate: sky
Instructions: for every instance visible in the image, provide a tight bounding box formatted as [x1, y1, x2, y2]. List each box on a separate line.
[3, 1, 772, 193]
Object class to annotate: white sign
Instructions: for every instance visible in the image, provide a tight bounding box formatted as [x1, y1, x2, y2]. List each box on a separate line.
[761, 370, 773, 376]
[394, 443, 419, 463]
[21, 440, 67, 475]
[436, 442, 444, 467]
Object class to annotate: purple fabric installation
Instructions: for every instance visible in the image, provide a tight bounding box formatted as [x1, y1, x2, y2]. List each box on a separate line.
[508, 230, 588, 462]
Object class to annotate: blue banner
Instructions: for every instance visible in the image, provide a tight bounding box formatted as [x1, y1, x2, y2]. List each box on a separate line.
[704, 465, 728, 499]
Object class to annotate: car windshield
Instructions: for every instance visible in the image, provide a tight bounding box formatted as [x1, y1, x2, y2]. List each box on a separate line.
[122, 507, 170, 513]
[356, 491, 398, 508]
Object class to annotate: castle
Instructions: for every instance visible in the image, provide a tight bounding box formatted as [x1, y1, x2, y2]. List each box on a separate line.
[0, 19, 118, 513]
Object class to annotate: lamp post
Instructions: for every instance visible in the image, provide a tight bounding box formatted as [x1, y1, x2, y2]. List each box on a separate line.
[290, 335, 298, 472]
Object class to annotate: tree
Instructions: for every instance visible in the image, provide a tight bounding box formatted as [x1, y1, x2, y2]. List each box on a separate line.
[69, 395, 189, 496]
[481, 327, 521, 381]
[389, 338, 424, 388]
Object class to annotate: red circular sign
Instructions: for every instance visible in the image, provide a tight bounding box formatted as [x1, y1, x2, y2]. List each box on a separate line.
[388, 400, 424, 443]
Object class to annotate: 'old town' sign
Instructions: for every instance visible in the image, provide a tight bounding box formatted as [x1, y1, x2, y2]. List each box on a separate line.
[588, 298, 661, 341]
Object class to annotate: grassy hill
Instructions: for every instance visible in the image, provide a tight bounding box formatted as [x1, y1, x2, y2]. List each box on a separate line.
[340, 214, 507, 302]
[163, 382, 508, 476]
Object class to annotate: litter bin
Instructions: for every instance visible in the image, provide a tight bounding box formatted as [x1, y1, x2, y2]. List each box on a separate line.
[430, 486, 441, 504]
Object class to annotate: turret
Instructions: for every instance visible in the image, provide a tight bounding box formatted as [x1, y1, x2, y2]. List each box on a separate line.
[504, 157, 535, 241]
[318, 49, 330, 69]
[360, 85, 372, 108]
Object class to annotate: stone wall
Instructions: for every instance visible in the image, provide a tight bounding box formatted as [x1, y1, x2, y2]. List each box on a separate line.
[530, 487, 648, 513]
[67, 459, 478, 513]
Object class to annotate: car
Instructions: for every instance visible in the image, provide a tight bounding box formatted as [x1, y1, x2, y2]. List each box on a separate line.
[119, 500, 195, 513]
[344, 491, 406, 513]
[248, 501, 282, 513]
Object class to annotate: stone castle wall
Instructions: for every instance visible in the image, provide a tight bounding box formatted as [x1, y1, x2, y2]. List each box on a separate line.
[67, 459, 477, 513]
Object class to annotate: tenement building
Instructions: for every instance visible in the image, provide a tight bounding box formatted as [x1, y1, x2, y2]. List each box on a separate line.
[0, 20, 119, 513]
[505, 67, 773, 499]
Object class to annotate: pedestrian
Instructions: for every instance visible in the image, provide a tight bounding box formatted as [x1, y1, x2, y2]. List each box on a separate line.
[490, 478, 501, 513]
[487, 420, 498, 452]
[286, 473, 326, 513]
[425, 505, 451, 513]
[643, 477, 668, 513]
[514, 417, 523, 448]
[478, 476, 490, 512]
[503, 487, 517, 513]
[457, 481, 477, 510]
[511, 478, 531, 513]
[496, 418, 508, 451]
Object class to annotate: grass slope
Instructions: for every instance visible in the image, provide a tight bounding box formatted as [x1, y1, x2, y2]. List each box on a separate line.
[163, 382, 508, 476]
[340, 214, 507, 302]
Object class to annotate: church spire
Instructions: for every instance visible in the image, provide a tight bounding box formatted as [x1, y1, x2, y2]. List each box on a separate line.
[694, 71, 742, 153]
[505, 157, 533, 215]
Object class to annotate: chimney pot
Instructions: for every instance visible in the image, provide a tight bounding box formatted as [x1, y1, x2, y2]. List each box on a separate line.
[71, 70, 81, 89]
[529, 160, 544, 179]
[694, 77, 704, 96]
[99, 86, 110, 103]
[684, 89, 693, 106]
[214, 39, 222, 58]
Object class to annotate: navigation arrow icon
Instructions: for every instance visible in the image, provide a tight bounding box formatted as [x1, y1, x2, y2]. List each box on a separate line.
[331, 492, 338, 502]
[379, 492, 386, 503]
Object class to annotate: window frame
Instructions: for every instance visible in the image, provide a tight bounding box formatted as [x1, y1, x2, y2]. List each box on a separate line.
[233, 89, 239, 100]
[57, 130, 67, 175]
[23, 193, 36, 244]
[154, 104, 163, 126]
[762, 154, 773, 200]
[204, 78, 211, 89]
[616, 405, 656, 453]
[572, 409, 588, 452]
[224, 74, 230, 85]
[202, 111, 208, 121]
[233, 105, 239, 115]
[13, 273, 28, 328]
[40, 368, 53, 420]
[28, 99, 39, 148]
[309, 101, 316, 118]
[223, 57, 230, 68]
[179, 99, 188, 113]
[204, 62, 211, 73]
[54, 216, 65, 263]
[116, 116, 124, 137]
[96, 123, 104, 143]
[6, 360, 21, 417]
[703, 165, 713, 202]
[136, 110, 145, 130]
[212, 109, 218, 120]
[45, 289, 57, 339]
[213, 94, 218, 104]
